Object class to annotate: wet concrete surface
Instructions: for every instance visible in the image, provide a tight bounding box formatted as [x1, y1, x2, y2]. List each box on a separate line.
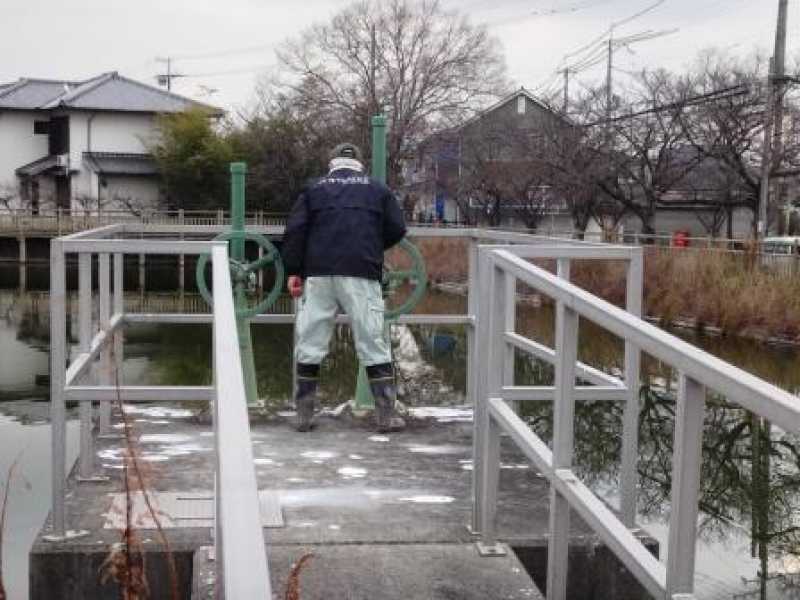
[30, 405, 650, 599]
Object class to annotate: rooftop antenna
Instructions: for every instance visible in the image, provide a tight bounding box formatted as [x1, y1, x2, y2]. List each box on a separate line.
[155, 56, 186, 91]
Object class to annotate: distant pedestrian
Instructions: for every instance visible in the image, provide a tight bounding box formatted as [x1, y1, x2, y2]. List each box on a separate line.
[281, 143, 407, 432]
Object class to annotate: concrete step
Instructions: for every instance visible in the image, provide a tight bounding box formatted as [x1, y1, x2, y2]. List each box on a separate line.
[192, 543, 543, 600]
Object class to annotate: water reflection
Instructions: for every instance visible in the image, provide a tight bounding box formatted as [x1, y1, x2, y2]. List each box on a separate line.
[512, 301, 800, 599]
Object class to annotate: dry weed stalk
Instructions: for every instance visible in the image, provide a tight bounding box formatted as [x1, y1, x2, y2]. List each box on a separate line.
[99, 358, 180, 599]
[284, 552, 314, 600]
[0, 452, 23, 600]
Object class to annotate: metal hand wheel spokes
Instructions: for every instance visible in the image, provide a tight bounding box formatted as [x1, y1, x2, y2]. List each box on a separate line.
[195, 231, 285, 319]
[383, 238, 428, 320]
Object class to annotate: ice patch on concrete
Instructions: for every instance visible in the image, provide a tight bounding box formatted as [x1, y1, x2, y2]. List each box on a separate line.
[338, 466, 367, 479]
[139, 433, 192, 444]
[158, 443, 210, 457]
[398, 495, 455, 504]
[408, 406, 473, 423]
[406, 444, 467, 455]
[369, 435, 390, 442]
[123, 406, 193, 419]
[348, 454, 364, 460]
[141, 455, 170, 462]
[301, 450, 336, 460]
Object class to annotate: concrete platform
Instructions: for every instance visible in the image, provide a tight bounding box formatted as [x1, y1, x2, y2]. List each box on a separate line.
[30, 405, 655, 599]
[193, 543, 542, 599]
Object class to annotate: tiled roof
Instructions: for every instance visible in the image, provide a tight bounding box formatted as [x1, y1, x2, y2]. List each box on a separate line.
[0, 78, 83, 110]
[83, 152, 159, 176]
[0, 72, 222, 115]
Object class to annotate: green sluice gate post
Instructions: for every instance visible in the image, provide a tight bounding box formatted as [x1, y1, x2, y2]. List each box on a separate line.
[230, 162, 260, 406]
[355, 115, 389, 410]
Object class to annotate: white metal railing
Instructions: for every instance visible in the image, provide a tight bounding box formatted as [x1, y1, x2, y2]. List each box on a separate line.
[45, 222, 793, 599]
[211, 244, 272, 598]
[471, 242, 800, 600]
[0, 208, 287, 235]
[47, 224, 271, 597]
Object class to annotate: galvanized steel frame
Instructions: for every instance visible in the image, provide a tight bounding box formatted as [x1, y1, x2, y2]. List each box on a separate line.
[472, 244, 798, 600]
[48, 223, 649, 597]
[48, 225, 271, 597]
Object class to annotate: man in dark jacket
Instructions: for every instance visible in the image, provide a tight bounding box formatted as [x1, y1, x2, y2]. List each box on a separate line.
[282, 143, 407, 432]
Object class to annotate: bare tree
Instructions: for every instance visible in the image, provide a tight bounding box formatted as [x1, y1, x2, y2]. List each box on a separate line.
[0, 183, 19, 212]
[595, 69, 707, 235]
[678, 51, 800, 235]
[274, 0, 507, 186]
[73, 193, 111, 216]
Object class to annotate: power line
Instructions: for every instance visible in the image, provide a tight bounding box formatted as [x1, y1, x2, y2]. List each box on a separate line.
[482, 0, 618, 27]
[581, 83, 751, 127]
[172, 42, 277, 62]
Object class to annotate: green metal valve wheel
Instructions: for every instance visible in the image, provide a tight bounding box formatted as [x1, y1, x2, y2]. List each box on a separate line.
[196, 230, 285, 319]
[383, 238, 428, 321]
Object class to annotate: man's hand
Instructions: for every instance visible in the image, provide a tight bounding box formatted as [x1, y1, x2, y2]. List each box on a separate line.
[287, 275, 304, 299]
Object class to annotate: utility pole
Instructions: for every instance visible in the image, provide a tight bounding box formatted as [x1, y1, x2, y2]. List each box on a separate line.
[758, 0, 789, 238]
[606, 31, 614, 116]
[562, 68, 570, 114]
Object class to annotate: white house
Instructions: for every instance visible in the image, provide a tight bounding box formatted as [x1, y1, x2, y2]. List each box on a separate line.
[0, 71, 221, 214]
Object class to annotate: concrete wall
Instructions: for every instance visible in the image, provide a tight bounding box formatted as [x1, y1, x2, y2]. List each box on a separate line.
[0, 111, 48, 205]
[99, 175, 161, 212]
[623, 207, 755, 238]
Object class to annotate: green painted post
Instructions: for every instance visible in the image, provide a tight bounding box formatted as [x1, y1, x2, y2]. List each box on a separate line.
[355, 116, 389, 411]
[371, 115, 387, 184]
[230, 163, 246, 261]
[230, 163, 260, 406]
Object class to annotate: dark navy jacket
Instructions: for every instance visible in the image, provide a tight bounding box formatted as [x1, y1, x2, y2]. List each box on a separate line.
[281, 168, 407, 281]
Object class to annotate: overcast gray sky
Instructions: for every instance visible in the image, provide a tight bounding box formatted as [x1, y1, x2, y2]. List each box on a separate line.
[0, 0, 792, 113]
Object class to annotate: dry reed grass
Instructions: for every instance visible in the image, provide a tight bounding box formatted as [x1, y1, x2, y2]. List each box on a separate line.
[0, 454, 22, 600]
[414, 239, 800, 342]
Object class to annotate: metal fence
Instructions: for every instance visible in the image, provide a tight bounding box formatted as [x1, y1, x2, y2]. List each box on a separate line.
[471, 241, 800, 600]
[47, 224, 271, 598]
[0, 208, 287, 235]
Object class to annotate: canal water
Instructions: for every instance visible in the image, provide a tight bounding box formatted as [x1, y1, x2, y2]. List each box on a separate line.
[1, 260, 799, 599]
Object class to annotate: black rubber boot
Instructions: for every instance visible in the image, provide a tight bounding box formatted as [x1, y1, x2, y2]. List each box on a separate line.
[367, 363, 406, 433]
[295, 363, 320, 432]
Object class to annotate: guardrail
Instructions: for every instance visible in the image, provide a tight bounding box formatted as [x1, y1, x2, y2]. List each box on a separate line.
[0, 209, 287, 235]
[47, 224, 271, 597]
[471, 242, 800, 600]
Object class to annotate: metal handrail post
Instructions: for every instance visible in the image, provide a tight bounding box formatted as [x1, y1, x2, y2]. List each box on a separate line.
[77, 252, 94, 479]
[98, 253, 112, 435]
[49, 240, 67, 537]
[113, 252, 125, 403]
[211, 244, 272, 598]
[470, 248, 493, 535]
[476, 262, 508, 556]
[546, 292, 579, 600]
[503, 273, 516, 413]
[666, 374, 705, 596]
[621, 248, 643, 526]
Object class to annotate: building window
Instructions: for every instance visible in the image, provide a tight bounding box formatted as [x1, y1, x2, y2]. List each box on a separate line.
[34, 120, 49, 135]
[517, 95, 526, 115]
